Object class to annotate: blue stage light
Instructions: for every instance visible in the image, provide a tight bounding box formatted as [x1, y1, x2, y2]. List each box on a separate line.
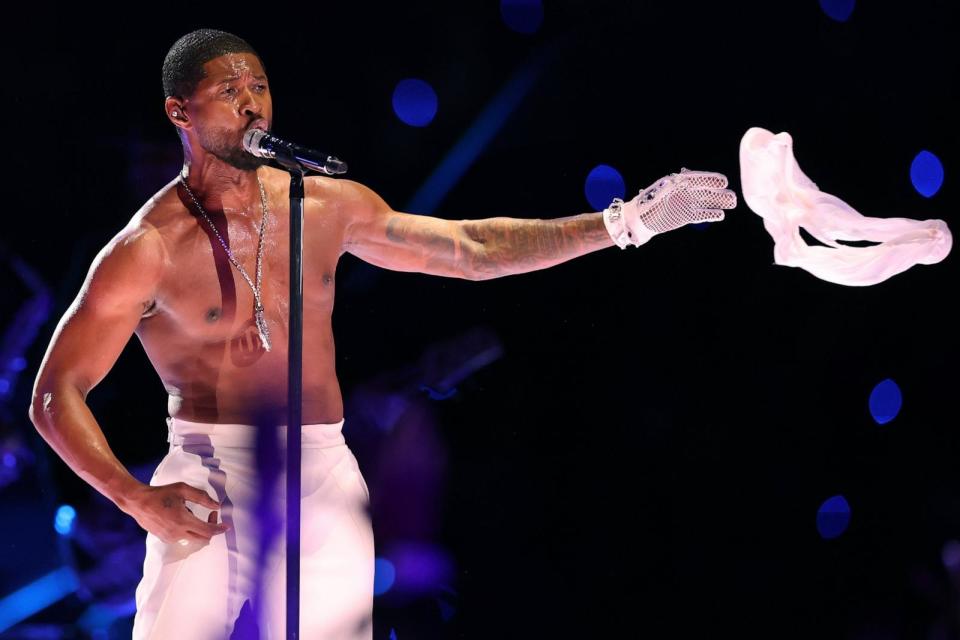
[869, 378, 902, 425]
[54, 505, 76, 536]
[374, 557, 397, 596]
[420, 384, 458, 401]
[405, 51, 547, 214]
[0, 567, 79, 633]
[819, 0, 855, 22]
[817, 495, 851, 539]
[392, 79, 438, 128]
[2, 453, 15, 469]
[910, 150, 944, 198]
[389, 542, 454, 594]
[585, 164, 626, 211]
[500, 0, 544, 34]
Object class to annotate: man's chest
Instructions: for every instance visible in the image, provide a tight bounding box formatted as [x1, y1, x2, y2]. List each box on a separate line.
[152, 209, 343, 343]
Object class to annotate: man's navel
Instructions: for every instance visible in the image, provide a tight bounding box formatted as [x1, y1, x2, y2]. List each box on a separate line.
[206, 307, 222, 323]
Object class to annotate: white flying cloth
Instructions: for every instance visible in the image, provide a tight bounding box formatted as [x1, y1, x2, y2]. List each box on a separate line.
[739, 127, 952, 286]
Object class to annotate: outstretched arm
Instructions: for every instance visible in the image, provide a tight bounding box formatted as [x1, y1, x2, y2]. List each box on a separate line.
[338, 169, 736, 281]
[460, 213, 615, 280]
[338, 178, 612, 280]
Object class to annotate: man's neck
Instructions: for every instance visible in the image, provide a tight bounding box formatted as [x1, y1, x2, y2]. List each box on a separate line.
[180, 156, 262, 216]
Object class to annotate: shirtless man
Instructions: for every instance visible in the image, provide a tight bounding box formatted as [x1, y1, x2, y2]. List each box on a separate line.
[28, 29, 735, 639]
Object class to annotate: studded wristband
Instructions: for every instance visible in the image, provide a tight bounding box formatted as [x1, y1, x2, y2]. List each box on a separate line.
[603, 198, 632, 249]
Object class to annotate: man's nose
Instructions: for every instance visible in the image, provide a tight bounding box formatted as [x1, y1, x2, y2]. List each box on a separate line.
[239, 88, 262, 116]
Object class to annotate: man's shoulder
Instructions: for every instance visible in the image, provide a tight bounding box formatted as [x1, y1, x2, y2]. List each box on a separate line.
[100, 178, 183, 272]
[304, 174, 389, 217]
[133, 177, 184, 227]
[303, 173, 357, 202]
[255, 163, 379, 204]
[122, 177, 199, 254]
[82, 209, 167, 310]
[102, 217, 167, 273]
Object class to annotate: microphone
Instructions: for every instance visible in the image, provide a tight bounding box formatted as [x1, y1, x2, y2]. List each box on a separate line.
[242, 129, 348, 175]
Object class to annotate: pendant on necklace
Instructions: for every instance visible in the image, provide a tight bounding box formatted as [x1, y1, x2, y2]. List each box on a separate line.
[254, 304, 272, 352]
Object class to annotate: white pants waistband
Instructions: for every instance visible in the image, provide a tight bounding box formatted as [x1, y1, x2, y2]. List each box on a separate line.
[165, 416, 347, 448]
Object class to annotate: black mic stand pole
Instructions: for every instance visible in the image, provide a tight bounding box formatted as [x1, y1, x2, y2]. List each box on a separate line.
[273, 157, 305, 640]
[261, 142, 345, 639]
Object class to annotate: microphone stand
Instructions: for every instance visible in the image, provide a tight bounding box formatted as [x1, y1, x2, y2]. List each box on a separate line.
[288, 167, 305, 640]
[252, 133, 346, 638]
[271, 156, 305, 640]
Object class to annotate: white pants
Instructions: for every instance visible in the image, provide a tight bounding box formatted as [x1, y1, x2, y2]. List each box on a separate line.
[132, 417, 375, 640]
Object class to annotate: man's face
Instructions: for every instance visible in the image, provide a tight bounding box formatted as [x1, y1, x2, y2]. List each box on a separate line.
[184, 52, 273, 170]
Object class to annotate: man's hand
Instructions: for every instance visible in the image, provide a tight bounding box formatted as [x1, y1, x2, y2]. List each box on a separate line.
[122, 481, 230, 545]
[603, 168, 738, 249]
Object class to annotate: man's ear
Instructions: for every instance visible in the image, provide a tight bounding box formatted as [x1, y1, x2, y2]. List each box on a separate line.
[164, 97, 189, 128]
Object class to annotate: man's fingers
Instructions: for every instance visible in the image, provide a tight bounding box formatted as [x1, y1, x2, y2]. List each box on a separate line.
[695, 209, 725, 223]
[170, 485, 229, 537]
[197, 520, 228, 538]
[182, 514, 229, 541]
[165, 529, 208, 545]
[206, 510, 230, 531]
[183, 528, 216, 542]
[176, 483, 220, 510]
[678, 169, 728, 189]
[690, 188, 737, 210]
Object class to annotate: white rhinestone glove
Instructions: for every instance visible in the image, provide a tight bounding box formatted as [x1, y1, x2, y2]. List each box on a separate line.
[603, 168, 738, 249]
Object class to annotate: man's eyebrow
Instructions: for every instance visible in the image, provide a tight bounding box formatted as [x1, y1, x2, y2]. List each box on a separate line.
[215, 74, 268, 85]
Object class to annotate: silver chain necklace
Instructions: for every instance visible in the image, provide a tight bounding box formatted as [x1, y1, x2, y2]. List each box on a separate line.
[178, 170, 272, 352]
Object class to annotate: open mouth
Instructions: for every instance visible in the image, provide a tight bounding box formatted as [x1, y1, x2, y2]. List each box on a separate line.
[248, 119, 269, 132]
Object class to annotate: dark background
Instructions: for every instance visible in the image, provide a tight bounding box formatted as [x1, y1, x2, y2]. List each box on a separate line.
[1, 1, 957, 637]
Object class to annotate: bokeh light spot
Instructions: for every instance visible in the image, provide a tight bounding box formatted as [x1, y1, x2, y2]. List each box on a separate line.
[374, 557, 397, 596]
[392, 79, 438, 128]
[910, 150, 944, 198]
[585, 164, 626, 211]
[819, 0, 855, 22]
[817, 495, 851, 539]
[869, 378, 902, 425]
[54, 504, 76, 536]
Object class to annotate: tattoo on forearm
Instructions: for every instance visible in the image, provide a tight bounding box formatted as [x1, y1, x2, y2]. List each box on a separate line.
[381, 211, 612, 280]
[462, 213, 613, 280]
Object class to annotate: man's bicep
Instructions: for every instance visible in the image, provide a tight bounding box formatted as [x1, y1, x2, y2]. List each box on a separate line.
[32, 226, 165, 399]
[339, 181, 481, 279]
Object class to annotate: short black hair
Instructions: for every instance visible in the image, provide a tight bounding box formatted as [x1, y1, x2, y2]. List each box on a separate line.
[162, 29, 263, 99]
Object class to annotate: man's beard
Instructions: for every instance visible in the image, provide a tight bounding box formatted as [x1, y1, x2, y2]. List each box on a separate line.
[196, 124, 268, 171]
